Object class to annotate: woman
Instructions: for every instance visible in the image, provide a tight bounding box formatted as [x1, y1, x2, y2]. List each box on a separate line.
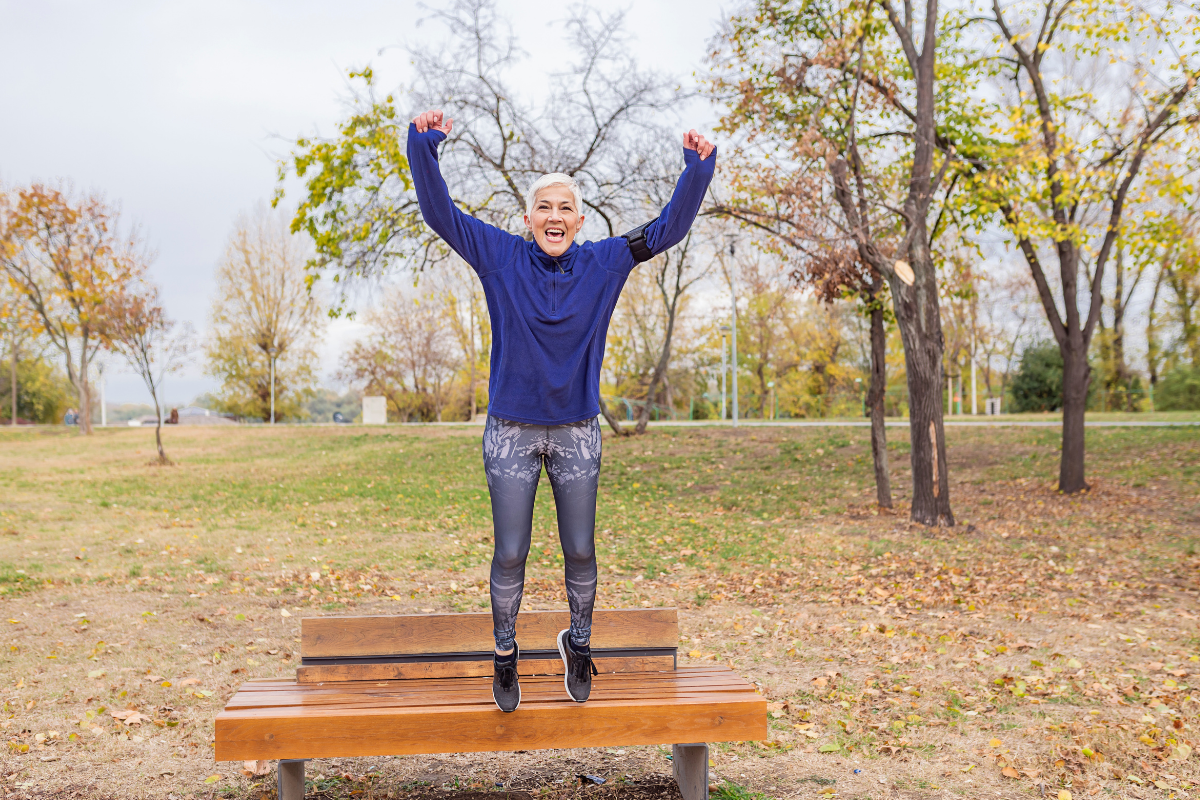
[408, 109, 715, 712]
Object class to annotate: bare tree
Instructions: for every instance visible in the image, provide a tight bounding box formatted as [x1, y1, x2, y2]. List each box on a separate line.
[105, 281, 193, 464]
[712, 0, 959, 522]
[207, 206, 323, 422]
[280, 0, 695, 433]
[340, 288, 460, 422]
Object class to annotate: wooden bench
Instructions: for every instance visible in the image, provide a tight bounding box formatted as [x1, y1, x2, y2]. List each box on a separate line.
[215, 608, 766, 800]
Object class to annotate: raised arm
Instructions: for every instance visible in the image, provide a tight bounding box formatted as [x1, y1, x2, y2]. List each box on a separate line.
[641, 130, 718, 257]
[407, 110, 517, 274]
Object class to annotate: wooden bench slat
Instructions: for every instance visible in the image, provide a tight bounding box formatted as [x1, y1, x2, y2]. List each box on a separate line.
[225, 676, 754, 711]
[216, 694, 765, 761]
[302, 608, 678, 658]
[226, 672, 752, 705]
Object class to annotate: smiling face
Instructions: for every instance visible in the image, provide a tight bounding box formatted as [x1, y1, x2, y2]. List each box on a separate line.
[523, 185, 584, 258]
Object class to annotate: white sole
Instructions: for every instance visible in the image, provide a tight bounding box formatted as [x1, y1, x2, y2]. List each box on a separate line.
[557, 629, 586, 703]
[492, 681, 521, 712]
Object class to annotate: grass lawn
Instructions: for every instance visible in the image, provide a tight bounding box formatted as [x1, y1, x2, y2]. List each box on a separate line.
[0, 423, 1197, 799]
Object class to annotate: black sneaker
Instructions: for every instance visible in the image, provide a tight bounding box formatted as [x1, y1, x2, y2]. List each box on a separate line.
[557, 629, 598, 702]
[492, 643, 520, 713]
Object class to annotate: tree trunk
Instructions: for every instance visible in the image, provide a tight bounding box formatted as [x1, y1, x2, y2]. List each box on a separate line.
[76, 352, 93, 435]
[867, 293, 892, 508]
[1147, 266, 1164, 402]
[467, 296, 478, 421]
[892, 250, 953, 526]
[634, 309, 678, 435]
[598, 396, 624, 435]
[152, 392, 169, 465]
[10, 337, 16, 426]
[1059, 340, 1090, 493]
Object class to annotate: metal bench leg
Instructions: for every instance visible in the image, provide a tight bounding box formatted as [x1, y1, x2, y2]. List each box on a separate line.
[278, 759, 305, 800]
[673, 743, 708, 800]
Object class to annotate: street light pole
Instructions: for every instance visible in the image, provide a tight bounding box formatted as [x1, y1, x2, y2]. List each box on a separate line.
[726, 242, 739, 429]
[269, 347, 276, 425]
[99, 363, 106, 427]
[719, 327, 729, 421]
[971, 331, 978, 416]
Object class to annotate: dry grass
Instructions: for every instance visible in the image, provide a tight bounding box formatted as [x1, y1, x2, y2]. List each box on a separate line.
[0, 423, 1197, 799]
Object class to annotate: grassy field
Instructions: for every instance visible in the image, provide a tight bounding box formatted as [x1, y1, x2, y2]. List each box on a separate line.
[0, 422, 1197, 799]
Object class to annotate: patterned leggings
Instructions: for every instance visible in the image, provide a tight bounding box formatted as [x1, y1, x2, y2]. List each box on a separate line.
[482, 415, 601, 652]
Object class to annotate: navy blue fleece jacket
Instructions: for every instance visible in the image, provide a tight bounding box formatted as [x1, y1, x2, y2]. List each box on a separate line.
[407, 122, 716, 425]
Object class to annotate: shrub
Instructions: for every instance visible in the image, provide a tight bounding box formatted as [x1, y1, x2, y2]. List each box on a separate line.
[1155, 364, 1200, 411]
[1009, 341, 1064, 412]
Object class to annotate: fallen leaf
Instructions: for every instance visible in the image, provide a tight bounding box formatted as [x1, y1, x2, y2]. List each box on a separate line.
[1058, 791, 1072, 800]
[1170, 744, 1191, 761]
[87, 669, 105, 679]
[179, 678, 200, 686]
[242, 759, 271, 777]
[203, 774, 222, 785]
[280, 609, 291, 617]
[110, 709, 151, 725]
[989, 738, 1002, 748]
[1002, 767, 1019, 779]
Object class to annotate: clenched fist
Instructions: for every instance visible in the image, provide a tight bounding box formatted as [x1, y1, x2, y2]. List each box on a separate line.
[413, 109, 454, 135]
[683, 129, 715, 160]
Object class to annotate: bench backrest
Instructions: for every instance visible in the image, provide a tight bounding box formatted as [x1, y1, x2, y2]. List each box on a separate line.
[298, 608, 678, 683]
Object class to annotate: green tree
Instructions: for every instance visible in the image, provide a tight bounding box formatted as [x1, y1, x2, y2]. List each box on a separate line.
[1009, 341, 1064, 413]
[962, 0, 1200, 491]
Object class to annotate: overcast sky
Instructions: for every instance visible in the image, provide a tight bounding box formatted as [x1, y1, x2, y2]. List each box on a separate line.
[0, 0, 730, 406]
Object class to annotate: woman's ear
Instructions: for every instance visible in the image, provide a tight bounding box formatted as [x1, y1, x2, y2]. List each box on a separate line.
[524, 214, 533, 230]
[575, 214, 585, 233]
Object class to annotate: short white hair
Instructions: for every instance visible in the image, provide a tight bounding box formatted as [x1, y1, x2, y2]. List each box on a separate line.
[525, 173, 584, 219]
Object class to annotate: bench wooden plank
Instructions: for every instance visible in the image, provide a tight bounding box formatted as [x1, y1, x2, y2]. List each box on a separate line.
[296, 654, 674, 683]
[224, 672, 752, 711]
[216, 695, 765, 761]
[302, 608, 678, 658]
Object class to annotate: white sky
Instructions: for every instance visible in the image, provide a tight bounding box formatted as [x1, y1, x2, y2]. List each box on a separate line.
[0, 0, 731, 406]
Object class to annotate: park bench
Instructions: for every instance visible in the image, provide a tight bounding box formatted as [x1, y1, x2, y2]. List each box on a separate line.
[215, 608, 766, 800]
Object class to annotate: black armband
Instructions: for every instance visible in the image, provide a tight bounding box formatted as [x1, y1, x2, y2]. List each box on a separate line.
[622, 218, 658, 263]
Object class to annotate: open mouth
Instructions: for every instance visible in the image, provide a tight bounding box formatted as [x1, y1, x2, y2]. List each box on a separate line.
[544, 227, 566, 244]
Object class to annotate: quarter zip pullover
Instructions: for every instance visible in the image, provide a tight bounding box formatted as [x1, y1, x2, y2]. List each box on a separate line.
[407, 122, 716, 425]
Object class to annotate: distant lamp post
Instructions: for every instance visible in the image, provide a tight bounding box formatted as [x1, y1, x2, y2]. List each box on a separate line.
[723, 239, 739, 429]
[856, 377, 864, 417]
[767, 381, 776, 421]
[268, 338, 278, 425]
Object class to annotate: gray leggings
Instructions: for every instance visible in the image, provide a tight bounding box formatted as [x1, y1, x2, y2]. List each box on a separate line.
[482, 415, 601, 652]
